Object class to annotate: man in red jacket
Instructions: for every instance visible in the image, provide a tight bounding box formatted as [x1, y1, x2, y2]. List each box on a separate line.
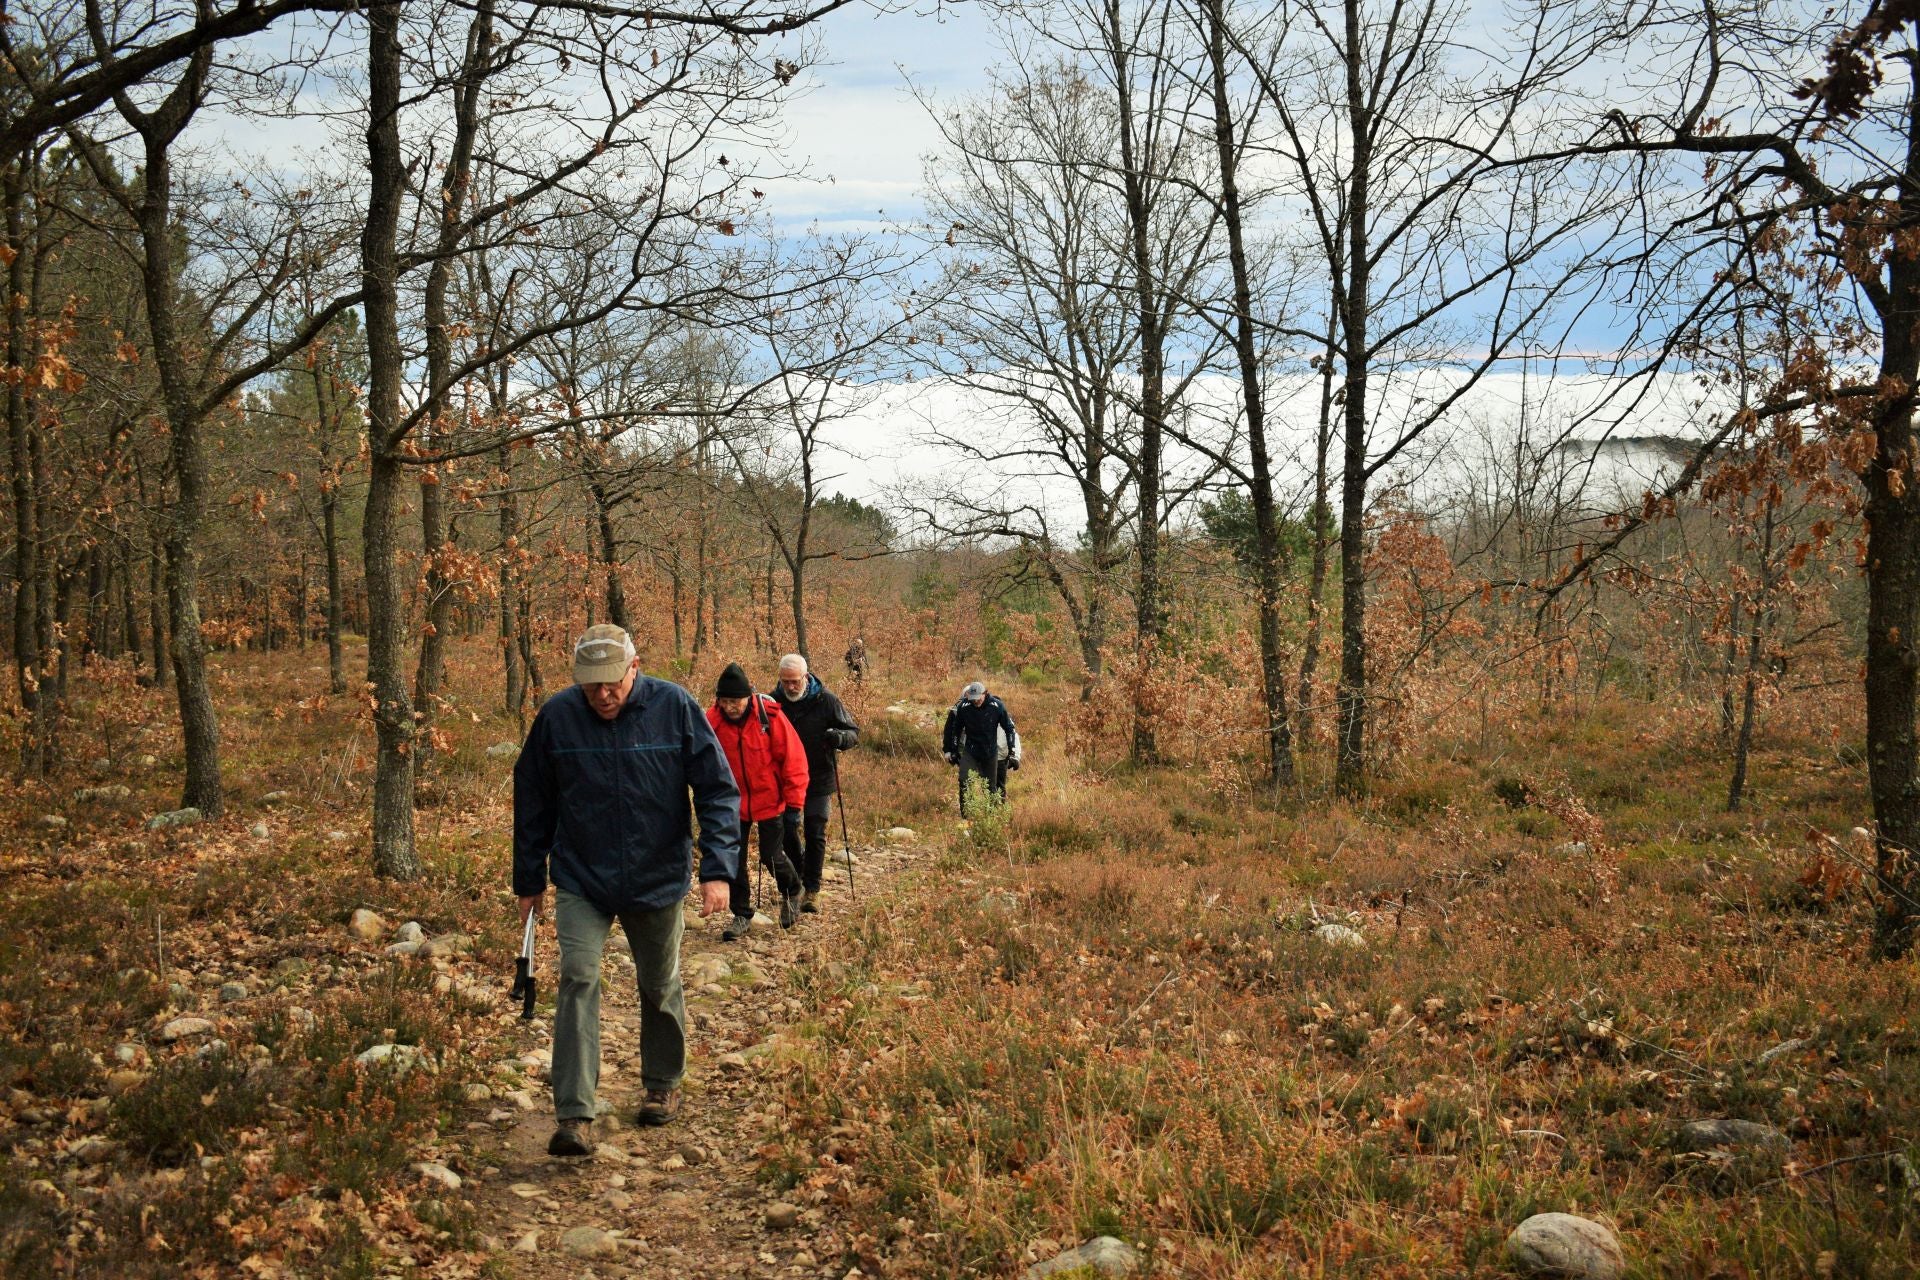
[707, 662, 808, 938]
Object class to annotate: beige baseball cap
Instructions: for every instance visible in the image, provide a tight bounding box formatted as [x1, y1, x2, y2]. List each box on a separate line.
[573, 624, 636, 684]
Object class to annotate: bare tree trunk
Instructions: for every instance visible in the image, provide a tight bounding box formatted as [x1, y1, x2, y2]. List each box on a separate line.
[498, 442, 526, 722]
[1867, 267, 1920, 955]
[1202, 0, 1293, 792]
[1333, 0, 1372, 798]
[1104, 0, 1166, 767]
[125, 52, 224, 816]
[1297, 309, 1337, 748]
[148, 524, 169, 691]
[5, 163, 43, 774]
[592, 483, 632, 633]
[362, 0, 419, 880]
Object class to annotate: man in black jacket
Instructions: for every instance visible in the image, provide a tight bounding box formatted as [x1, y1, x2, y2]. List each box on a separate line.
[514, 624, 741, 1157]
[941, 680, 1019, 816]
[772, 653, 860, 913]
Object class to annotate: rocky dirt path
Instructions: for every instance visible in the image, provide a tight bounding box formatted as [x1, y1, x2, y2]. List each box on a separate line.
[454, 836, 917, 1279]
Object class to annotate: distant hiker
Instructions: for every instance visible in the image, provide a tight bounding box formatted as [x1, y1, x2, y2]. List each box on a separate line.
[844, 636, 867, 683]
[513, 624, 741, 1157]
[772, 653, 860, 914]
[707, 661, 809, 939]
[942, 680, 1020, 816]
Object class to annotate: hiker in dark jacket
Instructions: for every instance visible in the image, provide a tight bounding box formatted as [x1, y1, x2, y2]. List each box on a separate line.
[707, 662, 808, 939]
[513, 624, 741, 1158]
[941, 680, 1019, 816]
[772, 653, 860, 912]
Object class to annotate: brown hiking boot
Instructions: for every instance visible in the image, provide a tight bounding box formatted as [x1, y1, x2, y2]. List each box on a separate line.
[547, 1117, 594, 1157]
[801, 889, 819, 914]
[636, 1087, 681, 1127]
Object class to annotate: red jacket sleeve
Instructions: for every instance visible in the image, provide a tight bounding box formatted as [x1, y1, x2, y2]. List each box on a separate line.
[769, 701, 810, 809]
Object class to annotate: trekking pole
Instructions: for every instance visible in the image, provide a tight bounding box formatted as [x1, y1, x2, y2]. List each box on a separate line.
[832, 769, 857, 901]
[509, 909, 537, 1020]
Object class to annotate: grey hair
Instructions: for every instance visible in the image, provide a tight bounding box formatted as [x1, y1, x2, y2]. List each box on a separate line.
[777, 653, 808, 674]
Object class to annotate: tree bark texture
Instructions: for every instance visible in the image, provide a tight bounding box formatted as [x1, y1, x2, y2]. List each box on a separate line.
[361, 0, 419, 880]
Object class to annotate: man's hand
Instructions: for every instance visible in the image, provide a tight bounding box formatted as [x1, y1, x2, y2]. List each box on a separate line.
[697, 879, 730, 917]
[783, 807, 802, 833]
[942, 751, 956, 765]
[1006, 756, 1020, 771]
[518, 891, 544, 923]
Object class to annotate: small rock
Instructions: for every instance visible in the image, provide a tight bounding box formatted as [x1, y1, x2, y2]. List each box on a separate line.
[718, 1052, 749, 1073]
[113, 1044, 142, 1066]
[38, 814, 66, 829]
[356, 1043, 422, 1074]
[488, 1108, 515, 1125]
[486, 741, 521, 759]
[412, 1161, 462, 1191]
[105, 1071, 146, 1097]
[64, 1137, 117, 1166]
[1024, 1236, 1141, 1278]
[137, 755, 157, 768]
[685, 955, 731, 986]
[793, 1250, 818, 1268]
[421, 934, 474, 959]
[881, 826, 917, 844]
[155, 1016, 215, 1043]
[513, 1231, 540, 1253]
[385, 941, 422, 957]
[394, 921, 425, 944]
[217, 983, 248, 1003]
[605, 1189, 633, 1210]
[432, 974, 452, 995]
[1676, 1118, 1789, 1153]
[1757, 1038, 1811, 1066]
[561, 1226, 618, 1258]
[347, 908, 386, 942]
[764, 1202, 801, 1230]
[260, 791, 291, 806]
[248, 823, 269, 839]
[1313, 923, 1367, 949]
[676, 1142, 707, 1166]
[286, 1007, 316, 1032]
[74, 785, 131, 803]
[166, 983, 191, 1004]
[327, 830, 350, 842]
[1506, 1213, 1624, 1280]
[1553, 841, 1591, 857]
[146, 807, 203, 831]
[463, 1083, 493, 1104]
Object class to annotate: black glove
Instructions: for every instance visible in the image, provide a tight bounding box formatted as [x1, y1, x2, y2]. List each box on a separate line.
[829, 728, 856, 750]
[942, 751, 957, 765]
[1006, 756, 1021, 771]
[783, 807, 802, 832]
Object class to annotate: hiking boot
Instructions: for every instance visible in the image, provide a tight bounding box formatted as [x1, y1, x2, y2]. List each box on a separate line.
[722, 913, 752, 941]
[636, 1088, 681, 1127]
[780, 890, 802, 928]
[800, 889, 819, 914]
[547, 1117, 594, 1157]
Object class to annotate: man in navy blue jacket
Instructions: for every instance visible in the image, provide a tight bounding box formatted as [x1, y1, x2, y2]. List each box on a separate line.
[941, 680, 1019, 816]
[513, 624, 741, 1157]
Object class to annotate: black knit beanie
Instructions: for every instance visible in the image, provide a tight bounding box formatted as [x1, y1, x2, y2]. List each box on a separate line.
[716, 662, 752, 698]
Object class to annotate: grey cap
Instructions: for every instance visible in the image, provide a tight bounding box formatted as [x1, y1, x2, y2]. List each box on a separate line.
[961, 681, 985, 700]
[573, 624, 635, 684]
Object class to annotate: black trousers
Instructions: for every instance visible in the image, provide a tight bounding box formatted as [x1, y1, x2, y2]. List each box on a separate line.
[799, 794, 834, 892]
[957, 752, 1006, 816]
[728, 816, 801, 917]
